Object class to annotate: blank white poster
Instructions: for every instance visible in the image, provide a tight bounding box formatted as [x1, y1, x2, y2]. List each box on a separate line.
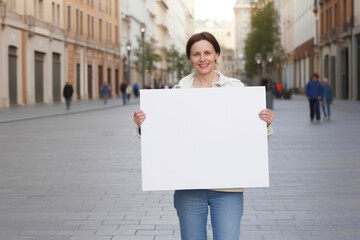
[140, 87, 269, 191]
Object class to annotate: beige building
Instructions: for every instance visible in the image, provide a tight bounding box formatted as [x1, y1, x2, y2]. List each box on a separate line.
[233, 0, 252, 79]
[281, 0, 295, 89]
[0, 0, 66, 107]
[195, 19, 236, 78]
[65, 0, 122, 100]
[120, 0, 194, 87]
[0, 0, 123, 109]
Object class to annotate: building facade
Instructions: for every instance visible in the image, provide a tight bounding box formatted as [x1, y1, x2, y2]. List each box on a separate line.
[195, 19, 236, 78]
[233, 0, 252, 79]
[0, 0, 67, 107]
[0, 0, 122, 109]
[65, 0, 122, 101]
[281, 0, 316, 93]
[281, 0, 295, 89]
[120, 0, 194, 88]
[316, 0, 353, 99]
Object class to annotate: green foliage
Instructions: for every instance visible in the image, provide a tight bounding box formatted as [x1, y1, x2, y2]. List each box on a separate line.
[244, 0, 281, 77]
[166, 45, 193, 81]
[133, 37, 162, 74]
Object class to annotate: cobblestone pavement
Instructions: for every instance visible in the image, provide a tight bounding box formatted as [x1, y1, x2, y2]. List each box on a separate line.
[0, 95, 359, 240]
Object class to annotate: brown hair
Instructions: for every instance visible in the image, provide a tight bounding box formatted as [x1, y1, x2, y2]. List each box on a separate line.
[186, 32, 221, 59]
[312, 73, 319, 78]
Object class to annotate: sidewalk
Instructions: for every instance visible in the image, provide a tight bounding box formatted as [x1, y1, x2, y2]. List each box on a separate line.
[0, 97, 139, 124]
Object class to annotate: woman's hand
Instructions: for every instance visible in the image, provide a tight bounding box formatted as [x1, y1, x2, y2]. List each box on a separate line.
[259, 109, 274, 127]
[134, 110, 146, 126]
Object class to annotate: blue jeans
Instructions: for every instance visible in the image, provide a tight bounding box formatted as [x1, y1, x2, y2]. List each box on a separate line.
[309, 99, 320, 120]
[65, 97, 71, 108]
[122, 91, 127, 105]
[174, 190, 244, 240]
[322, 101, 331, 118]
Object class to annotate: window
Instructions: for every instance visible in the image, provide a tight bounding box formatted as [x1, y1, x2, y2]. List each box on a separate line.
[67, 5, 71, 31]
[52, 2, 55, 24]
[76, 9, 79, 34]
[57, 4, 60, 26]
[80, 11, 83, 35]
[99, 19, 103, 42]
[115, 0, 118, 17]
[115, 25, 119, 44]
[39, 0, 44, 19]
[91, 16, 94, 38]
[87, 14, 90, 37]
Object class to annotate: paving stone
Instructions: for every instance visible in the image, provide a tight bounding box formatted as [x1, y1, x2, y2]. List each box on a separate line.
[0, 96, 359, 240]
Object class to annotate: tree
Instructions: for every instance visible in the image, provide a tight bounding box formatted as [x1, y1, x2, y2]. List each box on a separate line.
[133, 37, 162, 75]
[166, 45, 193, 82]
[244, 0, 281, 78]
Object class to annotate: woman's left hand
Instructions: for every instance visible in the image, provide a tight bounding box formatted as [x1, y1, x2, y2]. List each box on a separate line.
[259, 109, 274, 127]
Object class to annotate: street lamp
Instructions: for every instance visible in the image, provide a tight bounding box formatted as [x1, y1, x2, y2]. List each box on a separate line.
[126, 41, 131, 84]
[255, 53, 262, 77]
[140, 23, 146, 88]
[266, 52, 274, 109]
[266, 52, 273, 78]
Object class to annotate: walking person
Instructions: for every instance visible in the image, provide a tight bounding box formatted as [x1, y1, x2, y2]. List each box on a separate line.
[126, 84, 132, 102]
[63, 82, 73, 110]
[101, 81, 111, 104]
[120, 81, 128, 105]
[133, 32, 274, 240]
[321, 78, 333, 120]
[133, 82, 139, 98]
[305, 73, 323, 122]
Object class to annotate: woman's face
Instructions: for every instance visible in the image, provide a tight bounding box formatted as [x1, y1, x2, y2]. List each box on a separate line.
[189, 40, 219, 76]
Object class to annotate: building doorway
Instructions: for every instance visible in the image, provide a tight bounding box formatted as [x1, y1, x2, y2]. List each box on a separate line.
[331, 56, 336, 97]
[115, 69, 119, 97]
[8, 46, 17, 106]
[52, 53, 61, 102]
[88, 65, 93, 99]
[76, 63, 81, 100]
[340, 48, 349, 99]
[98, 65, 103, 98]
[35, 51, 45, 103]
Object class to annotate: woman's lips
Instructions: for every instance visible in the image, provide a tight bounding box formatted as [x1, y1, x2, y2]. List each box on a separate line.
[199, 63, 209, 69]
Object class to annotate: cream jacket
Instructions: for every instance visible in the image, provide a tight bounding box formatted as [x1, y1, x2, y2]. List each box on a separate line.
[175, 71, 273, 192]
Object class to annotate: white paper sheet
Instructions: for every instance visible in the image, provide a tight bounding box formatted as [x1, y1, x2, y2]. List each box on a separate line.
[140, 87, 269, 191]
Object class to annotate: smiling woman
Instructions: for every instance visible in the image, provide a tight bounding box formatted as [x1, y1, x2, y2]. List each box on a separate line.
[194, 0, 237, 20]
[133, 31, 275, 240]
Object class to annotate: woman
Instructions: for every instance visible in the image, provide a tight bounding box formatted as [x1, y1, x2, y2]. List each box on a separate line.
[134, 32, 274, 240]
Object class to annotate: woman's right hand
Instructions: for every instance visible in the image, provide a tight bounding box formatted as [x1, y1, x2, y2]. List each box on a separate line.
[133, 110, 146, 126]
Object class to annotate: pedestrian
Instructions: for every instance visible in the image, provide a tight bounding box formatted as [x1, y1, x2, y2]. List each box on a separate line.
[63, 82, 73, 110]
[133, 32, 274, 240]
[101, 81, 111, 104]
[321, 77, 333, 120]
[120, 81, 128, 105]
[305, 73, 323, 122]
[133, 82, 139, 98]
[126, 84, 132, 102]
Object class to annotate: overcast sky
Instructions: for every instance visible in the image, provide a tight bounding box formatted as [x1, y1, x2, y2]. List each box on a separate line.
[194, 0, 237, 21]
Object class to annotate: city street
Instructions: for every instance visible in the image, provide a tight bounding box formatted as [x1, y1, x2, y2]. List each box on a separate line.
[0, 95, 360, 240]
